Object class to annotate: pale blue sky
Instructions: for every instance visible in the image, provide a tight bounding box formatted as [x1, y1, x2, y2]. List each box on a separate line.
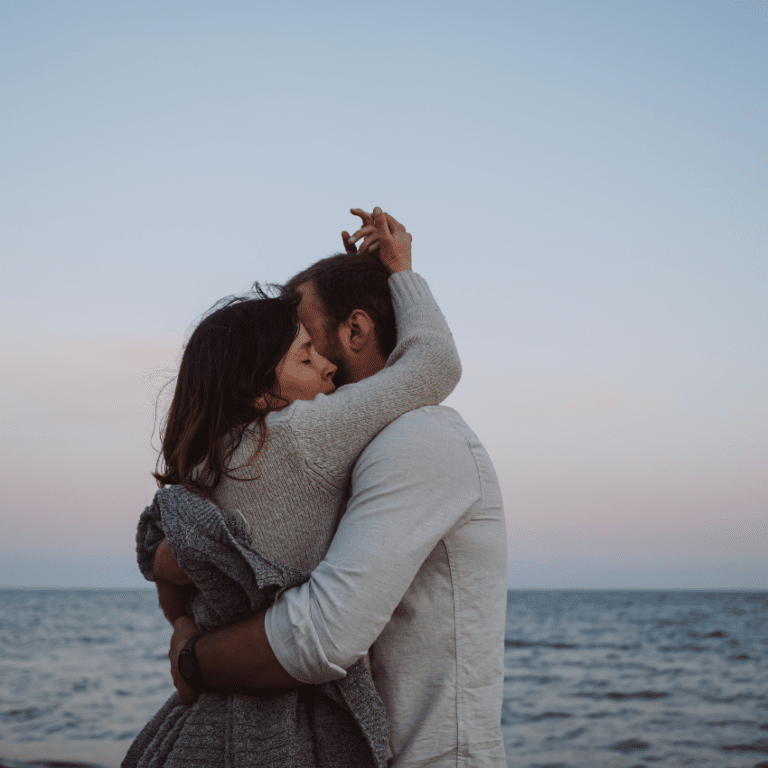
[1, 0, 765, 588]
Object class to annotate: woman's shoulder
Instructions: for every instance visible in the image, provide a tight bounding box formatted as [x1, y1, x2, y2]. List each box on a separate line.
[263, 396, 333, 434]
[223, 410, 304, 466]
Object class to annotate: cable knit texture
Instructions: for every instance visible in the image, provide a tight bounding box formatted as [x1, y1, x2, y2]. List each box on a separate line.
[123, 485, 388, 768]
[122, 270, 461, 768]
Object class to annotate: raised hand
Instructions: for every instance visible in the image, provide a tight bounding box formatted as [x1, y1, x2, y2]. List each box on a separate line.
[341, 208, 375, 255]
[343, 207, 412, 274]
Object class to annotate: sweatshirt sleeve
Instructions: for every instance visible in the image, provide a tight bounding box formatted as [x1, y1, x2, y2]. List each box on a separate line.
[284, 270, 461, 488]
[264, 409, 485, 683]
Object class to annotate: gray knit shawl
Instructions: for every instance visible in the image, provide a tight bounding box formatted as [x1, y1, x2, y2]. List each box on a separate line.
[121, 485, 389, 768]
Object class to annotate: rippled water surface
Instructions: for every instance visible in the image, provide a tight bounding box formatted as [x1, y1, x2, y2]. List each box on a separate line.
[0, 590, 172, 767]
[503, 590, 768, 767]
[1, 589, 766, 767]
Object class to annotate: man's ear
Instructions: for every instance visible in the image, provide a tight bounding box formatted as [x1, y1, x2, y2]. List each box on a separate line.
[338, 309, 376, 353]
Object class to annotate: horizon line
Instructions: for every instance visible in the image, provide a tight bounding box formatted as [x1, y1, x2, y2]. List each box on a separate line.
[1, 586, 766, 593]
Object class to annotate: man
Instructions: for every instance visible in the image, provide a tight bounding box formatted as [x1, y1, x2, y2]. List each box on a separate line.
[156, 209, 509, 766]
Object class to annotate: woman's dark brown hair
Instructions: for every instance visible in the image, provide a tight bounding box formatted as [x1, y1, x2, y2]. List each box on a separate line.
[154, 284, 301, 499]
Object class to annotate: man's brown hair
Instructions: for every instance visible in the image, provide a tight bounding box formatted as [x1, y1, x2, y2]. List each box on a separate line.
[285, 253, 397, 357]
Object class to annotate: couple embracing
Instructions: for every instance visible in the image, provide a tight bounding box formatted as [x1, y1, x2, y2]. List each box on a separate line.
[123, 207, 508, 768]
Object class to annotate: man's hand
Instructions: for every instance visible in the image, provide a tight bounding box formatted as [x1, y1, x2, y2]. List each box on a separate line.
[169, 615, 201, 705]
[154, 540, 299, 698]
[342, 207, 412, 274]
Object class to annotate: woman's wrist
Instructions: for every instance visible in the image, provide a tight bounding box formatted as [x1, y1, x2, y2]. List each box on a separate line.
[387, 259, 413, 274]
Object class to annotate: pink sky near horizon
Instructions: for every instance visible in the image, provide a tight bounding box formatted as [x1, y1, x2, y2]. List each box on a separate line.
[2, 326, 764, 589]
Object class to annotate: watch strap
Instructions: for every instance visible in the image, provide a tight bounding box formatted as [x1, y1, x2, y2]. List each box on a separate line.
[178, 633, 213, 694]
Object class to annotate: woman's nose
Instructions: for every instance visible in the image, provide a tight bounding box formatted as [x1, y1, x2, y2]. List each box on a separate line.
[325, 362, 337, 379]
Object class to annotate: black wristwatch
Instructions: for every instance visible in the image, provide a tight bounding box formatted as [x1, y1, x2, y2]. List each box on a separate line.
[178, 633, 213, 693]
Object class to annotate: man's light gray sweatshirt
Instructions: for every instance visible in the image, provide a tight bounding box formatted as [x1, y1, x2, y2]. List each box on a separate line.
[265, 406, 509, 767]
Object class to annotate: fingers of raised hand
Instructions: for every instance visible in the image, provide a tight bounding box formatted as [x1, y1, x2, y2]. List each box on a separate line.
[341, 230, 357, 255]
[345, 208, 401, 257]
[348, 229, 381, 255]
[358, 236, 380, 254]
[373, 207, 394, 240]
[349, 224, 377, 241]
[347, 225, 379, 251]
[350, 207, 374, 227]
[370, 208, 405, 235]
[383, 212, 406, 233]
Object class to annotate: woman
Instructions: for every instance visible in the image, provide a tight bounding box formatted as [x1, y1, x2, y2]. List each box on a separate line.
[122, 208, 461, 768]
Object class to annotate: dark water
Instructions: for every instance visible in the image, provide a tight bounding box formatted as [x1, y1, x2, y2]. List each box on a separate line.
[502, 590, 768, 767]
[1, 589, 766, 767]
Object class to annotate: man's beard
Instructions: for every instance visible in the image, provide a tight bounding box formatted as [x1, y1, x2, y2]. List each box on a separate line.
[323, 324, 351, 388]
[331, 362, 350, 388]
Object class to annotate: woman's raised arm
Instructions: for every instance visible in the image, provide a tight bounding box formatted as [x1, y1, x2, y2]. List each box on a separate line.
[286, 208, 462, 487]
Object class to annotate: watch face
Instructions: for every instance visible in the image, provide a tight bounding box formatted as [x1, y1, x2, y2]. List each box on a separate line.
[178, 653, 194, 680]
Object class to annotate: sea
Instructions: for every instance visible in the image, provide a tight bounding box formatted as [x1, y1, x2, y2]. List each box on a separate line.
[0, 589, 766, 768]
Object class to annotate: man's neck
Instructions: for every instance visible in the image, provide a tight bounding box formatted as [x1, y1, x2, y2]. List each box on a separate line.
[345, 350, 387, 384]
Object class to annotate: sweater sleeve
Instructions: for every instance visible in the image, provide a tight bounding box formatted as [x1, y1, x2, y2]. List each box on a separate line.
[285, 270, 461, 487]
